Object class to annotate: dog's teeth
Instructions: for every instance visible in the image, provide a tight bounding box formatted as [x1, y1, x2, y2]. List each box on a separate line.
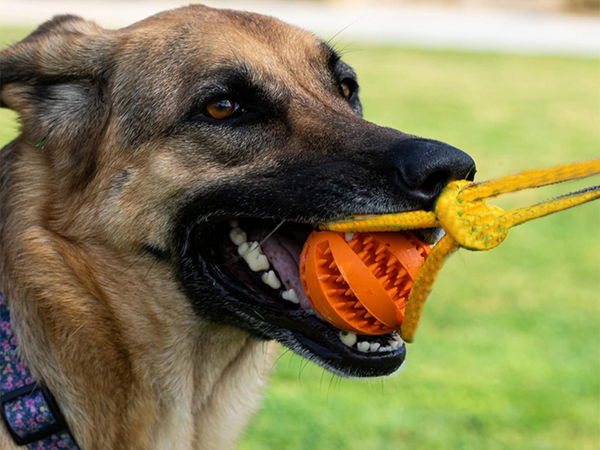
[261, 270, 281, 289]
[378, 346, 388, 352]
[389, 339, 400, 349]
[357, 341, 370, 353]
[229, 220, 239, 228]
[281, 289, 300, 304]
[392, 334, 404, 344]
[369, 342, 381, 352]
[339, 331, 357, 347]
[229, 227, 247, 246]
[238, 242, 270, 272]
[344, 232, 355, 242]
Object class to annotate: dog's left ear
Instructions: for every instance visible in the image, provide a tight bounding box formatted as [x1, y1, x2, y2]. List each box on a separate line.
[0, 15, 113, 183]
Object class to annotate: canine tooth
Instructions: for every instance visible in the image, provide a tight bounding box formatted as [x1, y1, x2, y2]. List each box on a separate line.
[238, 242, 269, 272]
[229, 227, 247, 246]
[369, 342, 381, 352]
[357, 341, 370, 353]
[339, 331, 357, 348]
[281, 289, 300, 304]
[389, 340, 400, 349]
[229, 219, 239, 228]
[344, 232, 355, 242]
[261, 270, 281, 289]
[393, 334, 404, 344]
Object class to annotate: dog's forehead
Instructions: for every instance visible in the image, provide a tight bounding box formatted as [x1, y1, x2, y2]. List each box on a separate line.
[124, 6, 331, 82]
[110, 6, 342, 144]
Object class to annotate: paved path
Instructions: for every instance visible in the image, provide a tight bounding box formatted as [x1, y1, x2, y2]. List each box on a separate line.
[2, 1, 599, 57]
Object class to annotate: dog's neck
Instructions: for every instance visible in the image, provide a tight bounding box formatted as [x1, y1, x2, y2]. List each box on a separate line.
[0, 269, 272, 450]
[0, 143, 273, 449]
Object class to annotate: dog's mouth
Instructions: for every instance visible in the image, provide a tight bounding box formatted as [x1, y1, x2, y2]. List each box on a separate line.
[192, 218, 415, 378]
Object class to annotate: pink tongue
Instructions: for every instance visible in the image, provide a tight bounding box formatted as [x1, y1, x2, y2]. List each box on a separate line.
[249, 231, 311, 310]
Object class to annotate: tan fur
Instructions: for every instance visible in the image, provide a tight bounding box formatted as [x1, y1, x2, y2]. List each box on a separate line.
[0, 4, 474, 448]
[0, 6, 311, 449]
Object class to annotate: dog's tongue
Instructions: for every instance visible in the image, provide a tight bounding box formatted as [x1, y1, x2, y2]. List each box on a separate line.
[248, 231, 311, 309]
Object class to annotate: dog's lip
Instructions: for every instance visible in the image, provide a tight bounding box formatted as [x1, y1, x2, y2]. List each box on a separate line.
[190, 216, 407, 376]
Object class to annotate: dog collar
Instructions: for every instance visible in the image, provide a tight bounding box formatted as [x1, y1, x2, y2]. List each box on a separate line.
[0, 292, 80, 449]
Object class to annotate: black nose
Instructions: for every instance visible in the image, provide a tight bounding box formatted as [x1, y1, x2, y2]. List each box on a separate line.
[392, 138, 476, 208]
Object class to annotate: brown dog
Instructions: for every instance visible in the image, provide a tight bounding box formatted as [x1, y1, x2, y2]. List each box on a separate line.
[0, 5, 475, 449]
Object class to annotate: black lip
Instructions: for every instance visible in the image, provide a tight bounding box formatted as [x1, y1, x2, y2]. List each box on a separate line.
[185, 218, 407, 378]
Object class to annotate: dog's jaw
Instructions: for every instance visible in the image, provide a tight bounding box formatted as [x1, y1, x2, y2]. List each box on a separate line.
[181, 217, 409, 378]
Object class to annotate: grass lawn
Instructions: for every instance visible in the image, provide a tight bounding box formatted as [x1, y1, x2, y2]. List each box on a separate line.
[2, 26, 599, 450]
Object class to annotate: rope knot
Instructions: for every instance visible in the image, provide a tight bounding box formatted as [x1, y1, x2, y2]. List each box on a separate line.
[435, 180, 508, 251]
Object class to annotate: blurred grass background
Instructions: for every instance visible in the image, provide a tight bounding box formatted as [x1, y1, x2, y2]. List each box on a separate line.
[1, 27, 599, 450]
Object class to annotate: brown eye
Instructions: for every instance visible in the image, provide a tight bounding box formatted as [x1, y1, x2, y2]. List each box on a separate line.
[340, 80, 351, 99]
[205, 97, 239, 120]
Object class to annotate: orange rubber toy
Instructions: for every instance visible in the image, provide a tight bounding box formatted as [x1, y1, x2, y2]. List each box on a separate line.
[299, 231, 430, 335]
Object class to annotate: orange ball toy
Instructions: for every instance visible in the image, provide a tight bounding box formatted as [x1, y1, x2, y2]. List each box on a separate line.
[299, 231, 431, 335]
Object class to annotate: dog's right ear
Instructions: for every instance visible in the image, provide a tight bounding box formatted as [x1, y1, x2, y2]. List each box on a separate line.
[0, 15, 110, 92]
[0, 15, 113, 183]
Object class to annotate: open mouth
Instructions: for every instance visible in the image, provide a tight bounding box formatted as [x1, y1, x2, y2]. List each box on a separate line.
[192, 218, 415, 378]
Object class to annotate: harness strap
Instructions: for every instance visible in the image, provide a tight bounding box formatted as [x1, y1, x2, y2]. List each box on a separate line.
[0, 292, 80, 449]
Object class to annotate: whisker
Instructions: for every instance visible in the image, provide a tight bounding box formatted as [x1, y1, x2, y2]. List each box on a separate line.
[269, 346, 292, 373]
[258, 219, 285, 247]
[114, 253, 145, 281]
[327, 372, 337, 400]
[133, 260, 157, 298]
[223, 219, 285, 267]
[326, 14, 369, 49]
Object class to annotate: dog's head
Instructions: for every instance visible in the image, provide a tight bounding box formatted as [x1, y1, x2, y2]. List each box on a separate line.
[0, 5, 475, 378]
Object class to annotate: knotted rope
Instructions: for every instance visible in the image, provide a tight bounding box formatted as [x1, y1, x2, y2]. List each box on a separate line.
[320, 158, 600, 341]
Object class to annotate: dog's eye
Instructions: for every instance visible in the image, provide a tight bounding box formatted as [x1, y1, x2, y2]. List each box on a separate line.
[340, 79, 356, 100]
[341, 81, 351, 99]
[205, 97, 240, 120]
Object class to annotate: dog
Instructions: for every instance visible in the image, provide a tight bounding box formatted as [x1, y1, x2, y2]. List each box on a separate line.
[0, 4, 475, 449]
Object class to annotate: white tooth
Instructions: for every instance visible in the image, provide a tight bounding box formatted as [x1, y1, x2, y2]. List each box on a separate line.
[357, 341, 370, 353]
[369, 342, 381, 352]
[229, 219, 239, 228]
[339, 331, 357, 347]
[385, 346, 393, 351]
[239, 242, 270, 272]
[238, 242, 250, 254]
[378, 346, 389, 352]
[393, 334, 404, 344]
[389, 340, 400, 349]
[261, 270, 281, 289]
[281, 289, 300, 304]
[252, 255, 270, 272]
[229, 227, 247, 246]
[344, 232, 355, 242]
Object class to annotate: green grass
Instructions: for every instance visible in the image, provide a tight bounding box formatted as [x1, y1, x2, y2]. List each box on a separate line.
[2, 27, 599, 450]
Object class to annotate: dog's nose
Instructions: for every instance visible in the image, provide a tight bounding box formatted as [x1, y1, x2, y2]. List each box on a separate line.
[392, 138, 476, 207]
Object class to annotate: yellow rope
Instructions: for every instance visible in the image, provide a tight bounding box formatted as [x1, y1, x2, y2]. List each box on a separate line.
[399, 234, 458, 341]
[323, 210, 439, 233]
[319, 157, 600, 342]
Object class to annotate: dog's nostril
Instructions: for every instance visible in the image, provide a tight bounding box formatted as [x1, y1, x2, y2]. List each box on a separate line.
[421, 171, 450, 194]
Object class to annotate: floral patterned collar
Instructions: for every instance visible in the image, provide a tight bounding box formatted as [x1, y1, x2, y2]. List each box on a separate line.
[0, 292, 80, 449]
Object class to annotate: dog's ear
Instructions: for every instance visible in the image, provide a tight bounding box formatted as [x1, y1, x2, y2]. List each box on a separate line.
[0, 15, 112, 185]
